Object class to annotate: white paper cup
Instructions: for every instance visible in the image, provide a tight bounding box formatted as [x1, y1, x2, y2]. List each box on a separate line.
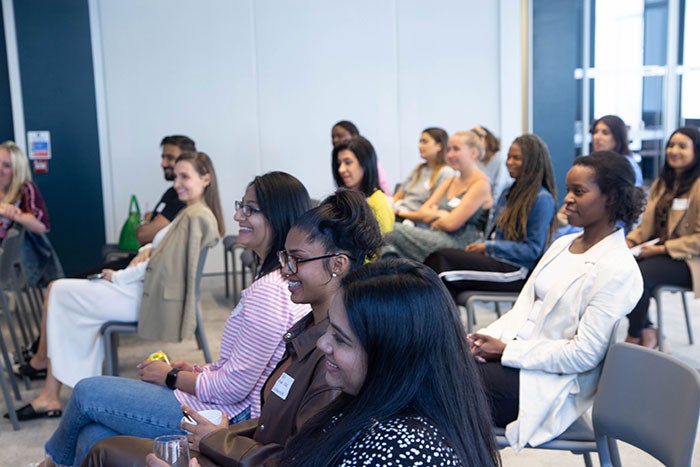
[181, 409, 223, 427]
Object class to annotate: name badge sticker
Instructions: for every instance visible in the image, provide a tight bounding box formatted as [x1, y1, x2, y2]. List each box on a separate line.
[672, 198, 689, 211]
[447, 197, 461, 209]
[271, 372, 295, 400]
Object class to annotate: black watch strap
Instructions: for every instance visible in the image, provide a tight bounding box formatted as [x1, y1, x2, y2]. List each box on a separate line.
[166, 368, 181, 390]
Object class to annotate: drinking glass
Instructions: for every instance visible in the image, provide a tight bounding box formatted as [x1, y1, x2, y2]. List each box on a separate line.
[153, 434, 190, 466]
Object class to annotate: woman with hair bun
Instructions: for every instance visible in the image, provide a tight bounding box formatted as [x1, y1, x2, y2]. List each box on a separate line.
[467, 152, 645, 450]
[626, 126, 700, 348]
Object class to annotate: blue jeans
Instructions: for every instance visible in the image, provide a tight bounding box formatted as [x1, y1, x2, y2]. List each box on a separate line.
[44, 376, 251, 466]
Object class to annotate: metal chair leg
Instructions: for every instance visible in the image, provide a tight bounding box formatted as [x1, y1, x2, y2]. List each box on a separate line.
[681, 292, 694, 344]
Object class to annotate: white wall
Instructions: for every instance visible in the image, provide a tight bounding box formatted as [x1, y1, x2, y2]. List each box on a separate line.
[91, 0, 517, 273]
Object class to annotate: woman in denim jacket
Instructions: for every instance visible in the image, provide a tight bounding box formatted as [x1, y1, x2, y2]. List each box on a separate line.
[425, 134, 557, 298]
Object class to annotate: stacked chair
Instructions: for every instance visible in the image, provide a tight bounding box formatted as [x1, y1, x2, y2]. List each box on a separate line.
[0, 225, 59, 430]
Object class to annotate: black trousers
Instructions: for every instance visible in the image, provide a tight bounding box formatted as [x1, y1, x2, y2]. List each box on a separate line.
[478, 361, 520, 428]
[424, 249, 527, 300]
[626, 255, 692, 338]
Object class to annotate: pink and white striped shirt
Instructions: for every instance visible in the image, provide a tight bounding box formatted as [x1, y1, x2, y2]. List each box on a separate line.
[175, 269, 310, 419]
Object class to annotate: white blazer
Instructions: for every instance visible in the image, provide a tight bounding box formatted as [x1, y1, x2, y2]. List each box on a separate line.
[479, 229, 642, 451]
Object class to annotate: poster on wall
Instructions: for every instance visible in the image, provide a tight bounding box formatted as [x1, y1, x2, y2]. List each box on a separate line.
[27, 130, 52, 159]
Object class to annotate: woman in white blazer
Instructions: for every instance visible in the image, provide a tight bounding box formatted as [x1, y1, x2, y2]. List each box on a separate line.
[468, 152, 645, 451]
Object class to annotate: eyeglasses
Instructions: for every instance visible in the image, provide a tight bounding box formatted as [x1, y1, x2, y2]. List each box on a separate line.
[235, 201, 262, 217]
[277, 250, 353, 274]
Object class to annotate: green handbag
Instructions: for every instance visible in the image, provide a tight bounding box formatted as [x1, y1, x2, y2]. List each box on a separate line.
[118, 195, 141, 250]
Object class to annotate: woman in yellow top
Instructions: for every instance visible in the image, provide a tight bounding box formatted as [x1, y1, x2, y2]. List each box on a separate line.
[333, 136, 394, 234]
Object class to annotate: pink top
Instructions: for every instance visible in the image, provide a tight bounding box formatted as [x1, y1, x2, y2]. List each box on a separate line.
[175, 269, 310, 419]
[377, 161, 392, 195]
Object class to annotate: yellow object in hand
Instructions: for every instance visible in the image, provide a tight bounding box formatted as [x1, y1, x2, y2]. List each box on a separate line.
[146, 350, 170, 365]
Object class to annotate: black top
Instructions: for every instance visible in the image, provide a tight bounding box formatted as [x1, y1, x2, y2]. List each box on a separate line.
[335, 415, 461, 466]
[151, 187, 185, 222]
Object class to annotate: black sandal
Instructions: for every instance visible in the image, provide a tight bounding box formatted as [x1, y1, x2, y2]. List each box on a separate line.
[15, 363, 47, 380]
[4, 403, 62, 421]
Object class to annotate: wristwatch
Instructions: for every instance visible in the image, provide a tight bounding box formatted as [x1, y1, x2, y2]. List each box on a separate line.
[166, 368, 181, 390]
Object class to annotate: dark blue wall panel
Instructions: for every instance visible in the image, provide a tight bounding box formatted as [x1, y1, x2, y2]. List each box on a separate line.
[533, 0, 581, 203]
[0, 5, 14, 141]
[13, 0, 104, 274]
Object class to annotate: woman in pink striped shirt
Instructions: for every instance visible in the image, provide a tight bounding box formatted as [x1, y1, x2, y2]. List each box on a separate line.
[38, 171, 312, 467]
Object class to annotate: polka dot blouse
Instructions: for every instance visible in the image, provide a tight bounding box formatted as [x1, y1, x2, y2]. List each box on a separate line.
[335, 415, 462, 466]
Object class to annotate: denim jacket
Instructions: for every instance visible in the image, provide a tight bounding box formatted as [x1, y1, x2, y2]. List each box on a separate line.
[484, 185, 555, 270]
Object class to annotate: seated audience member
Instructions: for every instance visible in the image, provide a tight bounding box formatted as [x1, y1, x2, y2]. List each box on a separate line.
[276, 260, 499, 466]
[0, 141, 61, 286]
[76, 135, 194, 278]
[84, 189, 383, 467]
[625, 127, 700, 348]
[333, 136, 395, 234]
[591, 115, 643, 186]
[0, 141, 50, 238]
[7, 152, 225, 424]
[556, 115, 642, 239]
[381, 130, 492, 261]
[393, 127, 454, 222]
[425, 134, 557, 298]
[473, 125, 511, 204]
[31, 171, 312, 466]
[331, 120, 391, 195]
[468, 152, 644, 450]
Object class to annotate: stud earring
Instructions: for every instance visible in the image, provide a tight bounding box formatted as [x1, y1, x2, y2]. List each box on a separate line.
[331, 272, 337, 278]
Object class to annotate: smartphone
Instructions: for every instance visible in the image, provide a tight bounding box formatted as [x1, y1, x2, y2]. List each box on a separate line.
[87, 273, 104, 280]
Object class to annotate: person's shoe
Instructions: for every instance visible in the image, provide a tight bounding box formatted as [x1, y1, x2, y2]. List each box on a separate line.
[641, 328, 659, 349]
[4, 403, 62, 421]
[14, 363, 47, 380]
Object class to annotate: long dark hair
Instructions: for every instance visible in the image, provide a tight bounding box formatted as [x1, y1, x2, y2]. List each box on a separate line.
[495, 134, 557, 240]
[292, 189, 383, 270]
[281, 259, 500, 467]
[248, 171, 311, 277]
[654, 126, 700, 198]
[573, 152, 646, 230]
[175, 151, 225, 236]
[591, 115, 632, 156]
[332, 136, 380, 197]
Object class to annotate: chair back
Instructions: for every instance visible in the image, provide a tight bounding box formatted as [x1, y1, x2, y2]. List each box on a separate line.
[0, 226, 25, 286]
[593, 343, 700, 467]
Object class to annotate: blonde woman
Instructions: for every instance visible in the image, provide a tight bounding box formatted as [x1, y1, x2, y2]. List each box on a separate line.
[382, 131, 493, 261]
[0, 141, 50, 239]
